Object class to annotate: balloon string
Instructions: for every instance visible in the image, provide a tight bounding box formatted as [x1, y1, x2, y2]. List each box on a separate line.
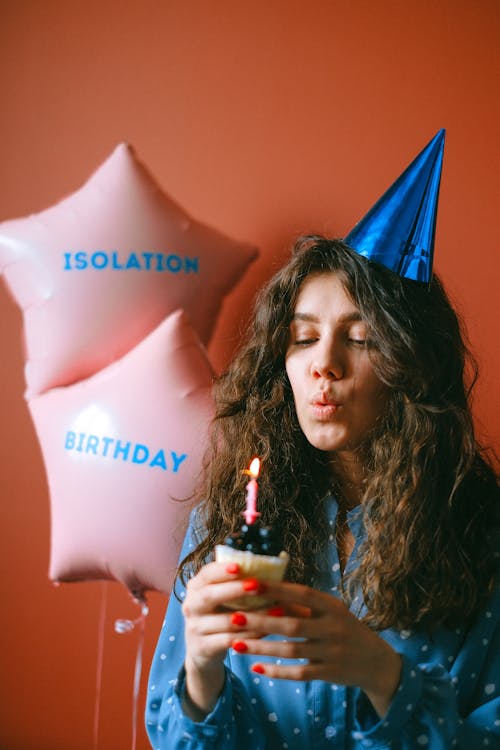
[93, 581, 108, 750]
[132, 604, 148, 750]
[115, 599, 149, 750]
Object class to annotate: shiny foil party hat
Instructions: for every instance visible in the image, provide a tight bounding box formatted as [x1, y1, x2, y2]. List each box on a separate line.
[344, 129, 445, 283]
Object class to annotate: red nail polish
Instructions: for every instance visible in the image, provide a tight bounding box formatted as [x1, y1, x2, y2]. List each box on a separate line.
[225, 563, 240, 574]
[267, 606, 285, 617]
[252, 663, 265, 674]
[242, 577, 260, 592]
[231, 612, 247, 627]
[232, 640, 248, 653]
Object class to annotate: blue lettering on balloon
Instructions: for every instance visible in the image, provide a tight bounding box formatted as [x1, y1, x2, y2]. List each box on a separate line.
[102, 436, 114, 457]
[75, 251, 88, 270]
[62, 252, 199, 273]
[125, 253, 141, 270]
[63, 431, 187, 472]
[166, 255, 182, 273]
[132, 444, 149, 464]
[86, 435, 99, 454]
[91, 252, 108, 269]
[185, 256, 199, 273]
[114, 440, 131, 460]
[149, 450, 167, 470]
[171, 451, 187, 473]
[112, 252, 124, 270]
[65, 431, 76, 449]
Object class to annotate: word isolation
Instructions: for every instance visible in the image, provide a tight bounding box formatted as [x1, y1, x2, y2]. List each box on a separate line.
[65, 431, 187, 472]
[63, 251, 199, 273]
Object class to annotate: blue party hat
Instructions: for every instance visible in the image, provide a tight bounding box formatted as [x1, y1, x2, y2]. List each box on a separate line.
[344, 129, 445, 283]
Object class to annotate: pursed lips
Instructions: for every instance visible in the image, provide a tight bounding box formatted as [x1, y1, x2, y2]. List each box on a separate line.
[310, 392, 341, 407]
[310, 392, 342, 418]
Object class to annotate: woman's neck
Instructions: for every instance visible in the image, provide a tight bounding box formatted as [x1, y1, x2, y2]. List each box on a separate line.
[329, 451, 365, 510]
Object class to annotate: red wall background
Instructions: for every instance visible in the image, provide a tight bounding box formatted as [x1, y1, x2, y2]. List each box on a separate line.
[0, 2, 498, 748]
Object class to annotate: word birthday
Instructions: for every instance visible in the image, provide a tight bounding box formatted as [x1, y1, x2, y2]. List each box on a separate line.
[63, 251, 199, 273]
[64, 431, 187, 472]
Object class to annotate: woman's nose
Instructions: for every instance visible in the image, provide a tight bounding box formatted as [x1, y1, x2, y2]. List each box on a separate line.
[311, 342, 344, 379]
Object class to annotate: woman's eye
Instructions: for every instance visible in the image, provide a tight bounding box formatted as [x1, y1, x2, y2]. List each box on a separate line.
[289, 327, 318, 346]
[294, 337, 317, 346]
[348, 336, 373, 349]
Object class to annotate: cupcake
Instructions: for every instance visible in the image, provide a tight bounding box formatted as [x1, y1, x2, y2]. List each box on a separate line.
[216, 522, 289, 610]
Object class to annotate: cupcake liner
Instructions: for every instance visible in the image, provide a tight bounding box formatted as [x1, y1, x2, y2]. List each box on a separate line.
[215, 545, 289, 610]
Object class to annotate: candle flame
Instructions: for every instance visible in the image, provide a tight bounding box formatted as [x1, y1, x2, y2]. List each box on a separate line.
[249, 457, 260, 478]
[243, 457, 260, 478]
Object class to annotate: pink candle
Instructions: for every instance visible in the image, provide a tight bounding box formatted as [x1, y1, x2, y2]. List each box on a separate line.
[243, 457, 261, 525]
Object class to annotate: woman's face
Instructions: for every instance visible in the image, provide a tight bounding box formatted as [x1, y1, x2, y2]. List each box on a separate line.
[285, 272, 388, 461]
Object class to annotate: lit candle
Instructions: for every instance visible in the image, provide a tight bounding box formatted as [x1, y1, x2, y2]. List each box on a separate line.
[243, 457, 261, 525]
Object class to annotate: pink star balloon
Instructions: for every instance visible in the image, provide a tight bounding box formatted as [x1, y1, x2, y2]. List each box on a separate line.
[0, 144, 257, 397]
[28, 309, 214, 598]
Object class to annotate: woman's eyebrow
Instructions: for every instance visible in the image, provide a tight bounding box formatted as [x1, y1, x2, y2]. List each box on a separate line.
[291, 311, 363, 323]
[291, 312, 320, 322]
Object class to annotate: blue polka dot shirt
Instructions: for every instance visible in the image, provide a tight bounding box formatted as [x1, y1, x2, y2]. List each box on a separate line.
[146, 498, 500, 749]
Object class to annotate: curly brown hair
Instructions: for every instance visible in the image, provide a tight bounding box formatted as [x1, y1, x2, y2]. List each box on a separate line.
[178, 237, 499, 630]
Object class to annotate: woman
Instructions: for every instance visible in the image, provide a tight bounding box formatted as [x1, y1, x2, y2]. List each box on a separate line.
[146, 237, 499, 749]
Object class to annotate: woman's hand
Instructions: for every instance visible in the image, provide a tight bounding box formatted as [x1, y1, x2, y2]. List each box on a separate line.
[181, 561, 266, 718]
[227, 580, 402, 718]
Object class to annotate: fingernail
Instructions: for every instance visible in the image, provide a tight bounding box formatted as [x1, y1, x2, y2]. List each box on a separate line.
[225, 563, 240, 574]
[267, 606, 285, 617]
[251, 663, 265, 674]
[242, 578, 267, 593]
[232, 640, 248, 653]
[231, 612, 247, 627]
